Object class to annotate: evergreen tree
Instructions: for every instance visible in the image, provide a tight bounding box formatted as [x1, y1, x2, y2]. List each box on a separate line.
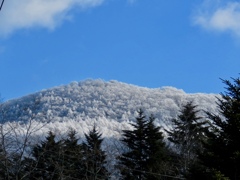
[166, 101, 206, 176]
[62, 129, 84, 179]
[26, 131, 63, 179]
[118, 109, 167, 180]
[82, 125, 108, 180]
[145, 114, 169, 179]
[24, 130, 85, 179]
[197, 77, 240, 179]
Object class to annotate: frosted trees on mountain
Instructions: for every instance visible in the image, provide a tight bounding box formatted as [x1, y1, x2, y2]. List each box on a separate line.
[0, 78, 235, 179]
[0, 96, 52, 179]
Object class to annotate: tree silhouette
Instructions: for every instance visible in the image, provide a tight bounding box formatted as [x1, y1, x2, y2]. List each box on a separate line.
[195, 77, 240, 179]
[62, 129, 84, 179]
[0, 0, 5, 11]
[166, 101, 206, 176]
[119, 109, 168, 179]
[82, 125, 109, 179]
[27, 131, 63, 179]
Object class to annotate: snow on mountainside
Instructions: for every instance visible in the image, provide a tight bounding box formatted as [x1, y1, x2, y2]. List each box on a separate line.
[0, 79, 219, 138]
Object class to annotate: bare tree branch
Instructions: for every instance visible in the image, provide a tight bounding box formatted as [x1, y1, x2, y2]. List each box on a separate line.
[0, 0, 4, 11]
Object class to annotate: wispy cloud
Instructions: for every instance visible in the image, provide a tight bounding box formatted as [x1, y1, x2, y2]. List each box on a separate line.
[0, 0, 104, 36]
[193, 0, 240, 37]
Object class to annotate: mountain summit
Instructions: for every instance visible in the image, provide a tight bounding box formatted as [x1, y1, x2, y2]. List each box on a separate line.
[0, 79, 219, 138]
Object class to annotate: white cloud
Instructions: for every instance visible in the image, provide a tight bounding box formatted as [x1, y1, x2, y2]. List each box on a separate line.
[0, 0, 104, 36]
[193, 1, 240, 37]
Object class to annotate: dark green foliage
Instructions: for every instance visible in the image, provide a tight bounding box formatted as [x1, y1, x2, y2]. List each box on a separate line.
[82, 125, 109, 180]
[119, 110, 150, 180]
[62, 129, 84, 179]
[21, 127, 109, 180]
[166, 101, 207, 176]
[24, 130, 86, 180]
[187, 162, 230, 180]
[26, 131, 63, 179]
[145, 114, 169, 178]
[198, 77, 240, 179]
[119, 109, 168, 180]
[0, 145, 12, 179]
[0, 146, 34, 179]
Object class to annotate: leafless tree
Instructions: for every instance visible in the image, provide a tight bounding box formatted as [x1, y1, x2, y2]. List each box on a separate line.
[0, 0, 5, 11]
[0, 96, 53, 179]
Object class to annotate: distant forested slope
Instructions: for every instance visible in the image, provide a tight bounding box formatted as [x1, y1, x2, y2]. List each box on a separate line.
[0, 79, 219, 137]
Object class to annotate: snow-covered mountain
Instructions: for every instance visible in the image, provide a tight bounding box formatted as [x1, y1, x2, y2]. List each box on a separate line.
[0, 79, 219, 139]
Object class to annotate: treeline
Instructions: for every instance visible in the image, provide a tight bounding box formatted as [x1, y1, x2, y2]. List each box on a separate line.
[0, 76, 240, 179]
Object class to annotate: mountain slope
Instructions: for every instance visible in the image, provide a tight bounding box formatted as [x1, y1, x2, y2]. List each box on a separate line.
[0, 79, 219, 138]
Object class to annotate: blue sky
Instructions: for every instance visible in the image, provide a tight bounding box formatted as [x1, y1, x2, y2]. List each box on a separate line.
[0, 0, 240, 101]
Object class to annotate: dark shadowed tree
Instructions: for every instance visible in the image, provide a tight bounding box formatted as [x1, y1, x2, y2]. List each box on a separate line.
[0, 144, 12, 179]
[166, 101, 207, 177]
[24, 129, 85, 179]
[62, 129, 84, 179]
[0, 0, 4, 11]
[118, 109, 169, 180]
[195, 77, 240, 180]
[26, 131, 63, 179]
[82, 125, 109, 180]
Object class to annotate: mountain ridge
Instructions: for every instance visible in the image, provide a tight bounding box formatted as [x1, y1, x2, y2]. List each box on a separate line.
[0, 79, 219, 138]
